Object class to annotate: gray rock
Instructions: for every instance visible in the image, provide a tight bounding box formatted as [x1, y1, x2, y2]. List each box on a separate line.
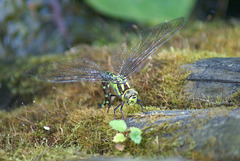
[181, 57, 240, 101]
[127, 108, 240, 160]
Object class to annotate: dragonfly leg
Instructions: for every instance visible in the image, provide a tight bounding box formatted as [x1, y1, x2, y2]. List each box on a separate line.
[114, 102, 125, 120]
[137, 99, 148, 113]
[119, 102, 126, 122]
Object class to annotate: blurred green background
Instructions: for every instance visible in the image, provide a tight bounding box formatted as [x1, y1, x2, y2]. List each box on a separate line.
[85, 0, 196, 24]
[0, 0, 239, 60]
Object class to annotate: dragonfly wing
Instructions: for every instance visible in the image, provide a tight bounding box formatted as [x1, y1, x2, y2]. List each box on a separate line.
[112, 17, 186, 77]
[26, 58, 108, 83]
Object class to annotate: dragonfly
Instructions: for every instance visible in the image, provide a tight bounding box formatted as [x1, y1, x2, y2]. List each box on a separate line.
[26, 17, 186, 121]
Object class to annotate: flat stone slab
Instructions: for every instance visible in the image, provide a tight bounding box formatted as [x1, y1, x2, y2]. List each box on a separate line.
[126, 108, 240, 160]
[181, 57, 240, 101]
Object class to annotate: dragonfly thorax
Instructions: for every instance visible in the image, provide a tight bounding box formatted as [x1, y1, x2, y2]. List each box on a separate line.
[103, 71, 138, 105]
[122, 89, 138, 105]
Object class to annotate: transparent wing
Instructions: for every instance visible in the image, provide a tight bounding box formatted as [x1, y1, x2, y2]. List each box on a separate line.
[26, 58, 109, 83]
[112, 17, 186, 77]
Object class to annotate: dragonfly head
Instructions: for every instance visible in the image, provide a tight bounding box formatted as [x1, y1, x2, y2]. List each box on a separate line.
[122, 89, 138, 105]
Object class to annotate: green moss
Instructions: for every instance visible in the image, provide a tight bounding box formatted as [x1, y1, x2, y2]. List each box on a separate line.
[1, 20, 240, 160]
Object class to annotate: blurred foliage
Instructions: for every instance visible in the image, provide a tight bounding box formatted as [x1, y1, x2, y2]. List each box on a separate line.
[85, 0, 196, 25]
[0, 54, 62, 110]
[0, 0, 239, 61]
[0, 0, 65, 58]
[0, 0, 122, 60]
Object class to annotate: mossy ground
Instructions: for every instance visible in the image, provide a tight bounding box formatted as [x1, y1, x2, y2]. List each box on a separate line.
[1, 20, 240, 160]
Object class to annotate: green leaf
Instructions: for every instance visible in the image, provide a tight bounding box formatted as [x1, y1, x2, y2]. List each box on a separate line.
[113, 133, 127, 143]
[109, 120, 127, 132]
[129, 127, 142, 144]
[85, 0, 196, 25]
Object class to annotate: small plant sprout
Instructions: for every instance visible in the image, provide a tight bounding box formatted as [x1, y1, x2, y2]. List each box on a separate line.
[109, 120, 127, 132]
[109, 120, 143, 150]
[129, 127, 142, 144]
[113, 133, 127, 143]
